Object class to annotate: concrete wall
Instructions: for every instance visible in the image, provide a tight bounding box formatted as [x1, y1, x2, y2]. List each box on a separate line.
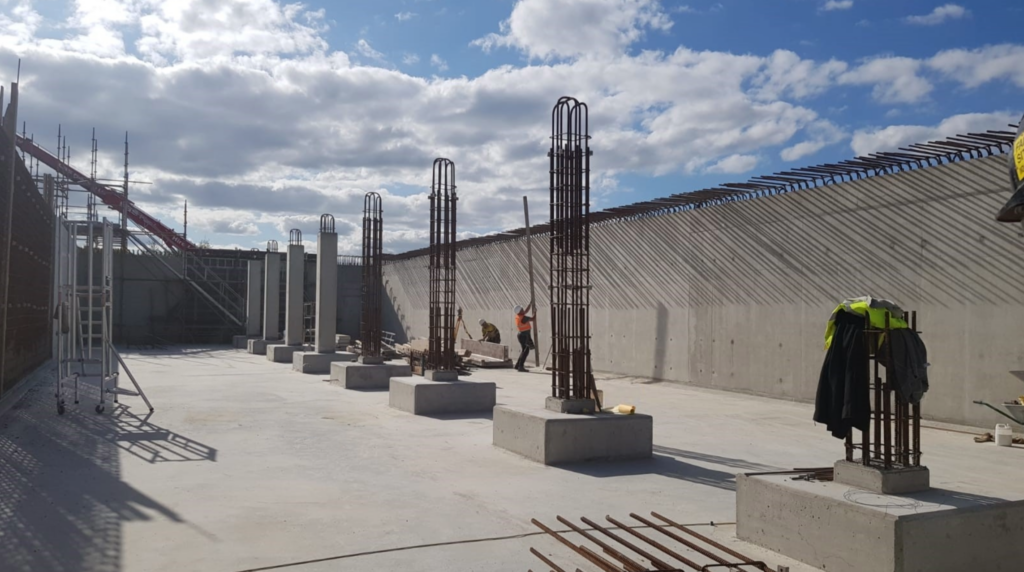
[383, 154, 1024, 428]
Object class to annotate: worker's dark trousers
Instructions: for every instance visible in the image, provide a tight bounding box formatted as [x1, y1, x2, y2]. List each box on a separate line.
[515, 330, 534, 370]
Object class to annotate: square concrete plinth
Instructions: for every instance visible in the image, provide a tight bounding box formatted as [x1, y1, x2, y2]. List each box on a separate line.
[492, 406, 653, 465]
[247, 339, 270, 355]
[389, 377, 496, 415]
[331, 361, 411, 390]
[737, 473, 1024, 572]
[834, 459, 930, 494]
[266, 344, 304, 363]
[291, 351, 356, 374]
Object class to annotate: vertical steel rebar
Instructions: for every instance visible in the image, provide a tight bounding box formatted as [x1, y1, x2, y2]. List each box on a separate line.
[428, 158, 457, 372]
[361, 192, 383, 358]
[549, 96, 594, 402]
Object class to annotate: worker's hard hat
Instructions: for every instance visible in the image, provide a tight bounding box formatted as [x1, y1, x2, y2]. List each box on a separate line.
[478, 318, 486, 326]
[514, 305, 524, 314]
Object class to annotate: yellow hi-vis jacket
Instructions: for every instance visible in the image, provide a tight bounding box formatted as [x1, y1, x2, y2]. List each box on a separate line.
[824, 296, 908, 350]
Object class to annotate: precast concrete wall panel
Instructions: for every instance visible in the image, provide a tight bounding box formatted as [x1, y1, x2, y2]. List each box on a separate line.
[383, 155, 1024, 428]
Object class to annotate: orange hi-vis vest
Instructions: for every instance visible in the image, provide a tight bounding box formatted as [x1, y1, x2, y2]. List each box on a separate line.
[515, 313, 532, 332]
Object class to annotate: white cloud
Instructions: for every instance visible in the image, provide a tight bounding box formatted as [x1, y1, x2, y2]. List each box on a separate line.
[838, 57, 932, 103]
[822, 1, 853, 11]
[472, 0, 673, 60]
[430, 53, 448, 71]
[928, 44, 1024, 89]
[754, 49, 848, 99]
[356, 38, 385, 62]
[780, 120, 846, 161]
[850, 112, 1017, 156]
[3, 0, 1021, 251]
[402, 53, 420, 65]
[395, 11, 416, 21]
[905, 4, 968, 26]
[705, 154, 759, 174]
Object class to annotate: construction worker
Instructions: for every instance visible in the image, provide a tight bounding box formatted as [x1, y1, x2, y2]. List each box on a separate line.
[514, 303, 534, 372]
[479, 318, 501, 344]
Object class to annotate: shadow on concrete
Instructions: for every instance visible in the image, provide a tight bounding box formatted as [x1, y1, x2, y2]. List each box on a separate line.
[421, 409, 496, 422]
[653, 444, 781, 472]
[903, 488, 1010, 509]
[0, 376, 205, 572]
[560, 453, 738, 491]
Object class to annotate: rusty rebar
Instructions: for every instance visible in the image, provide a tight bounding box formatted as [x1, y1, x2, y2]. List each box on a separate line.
[530, 547, 568, 572]
[556, 516, 646, 572]
[648, 513, 753, 565]
[580, 516, 675, 570]
[429, 158, 457, 372]
[549, 96, 594, 402]
[604, 515, 702, 571]
[531, 519, 621, 572]
[361, 192, 383, 358]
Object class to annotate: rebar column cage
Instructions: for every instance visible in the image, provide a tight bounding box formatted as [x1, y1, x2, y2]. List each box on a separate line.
[289, 229, 302, 245]
[845, 311, 923, 469]
[320, 214, 335, 234]
[267, 240, 278, 252]
[361, 192, 384, 358]
[549, 96, 596, 402]
[428, 158, 458, 372]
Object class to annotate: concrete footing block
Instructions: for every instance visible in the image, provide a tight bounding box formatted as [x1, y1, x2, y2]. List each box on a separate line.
[292, 351, 356, 374]
[545, 396, 598, 414]
[492, 405, 653, 465]
[266, 344, 303, 363]
[737, 473, 1024, 572]
[247, 339, 269, 355]
[358, 355, 385, 365]
[424, 370, 458, 381]
[389, 377, 496, 415]
[833, 460, 930, 494]
[331, 362, 411, 390]
[233, 335, 253, 349]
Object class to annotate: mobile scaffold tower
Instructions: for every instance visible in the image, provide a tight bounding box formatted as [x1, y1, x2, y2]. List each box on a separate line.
[55, 217, 152, 415]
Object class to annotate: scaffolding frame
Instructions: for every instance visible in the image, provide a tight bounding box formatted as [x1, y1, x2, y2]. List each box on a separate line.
[55, 217, 152, 415]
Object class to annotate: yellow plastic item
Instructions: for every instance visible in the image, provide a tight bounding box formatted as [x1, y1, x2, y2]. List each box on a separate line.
[614, 404, 636, 415]
[1018, 396, 1024, 406]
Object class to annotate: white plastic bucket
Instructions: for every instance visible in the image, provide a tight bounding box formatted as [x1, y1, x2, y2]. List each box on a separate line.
[995, 423, 1013, 447]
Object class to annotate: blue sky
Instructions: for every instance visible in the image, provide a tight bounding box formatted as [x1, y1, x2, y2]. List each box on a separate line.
[0, 0, 1021, 252]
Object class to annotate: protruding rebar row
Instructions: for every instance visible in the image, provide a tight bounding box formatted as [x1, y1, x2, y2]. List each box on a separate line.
[361, 192, 384, 358]
[549, 96, 595, 402]
[267, 240, 278, 252]
[289, 229, 302, 245]
[428, 158, 458, 372]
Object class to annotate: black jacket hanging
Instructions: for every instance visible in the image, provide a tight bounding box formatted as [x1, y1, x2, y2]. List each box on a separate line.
[814, 310, 870, 439]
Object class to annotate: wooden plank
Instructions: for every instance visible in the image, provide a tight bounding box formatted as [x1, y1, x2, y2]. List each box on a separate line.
[460, 338, 509, 361]
[465, 356, 513, 368]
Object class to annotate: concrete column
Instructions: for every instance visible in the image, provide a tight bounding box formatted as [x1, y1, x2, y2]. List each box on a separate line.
[285, 244, 304, 345]
[315, 231, 337, 353]
[246, 260, 263, 337]
[263, 252, 282, 341]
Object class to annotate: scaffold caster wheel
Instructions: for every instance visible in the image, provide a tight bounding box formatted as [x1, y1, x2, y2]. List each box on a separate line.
[57, 404, 65, 415]
[95, 404, 105, 414]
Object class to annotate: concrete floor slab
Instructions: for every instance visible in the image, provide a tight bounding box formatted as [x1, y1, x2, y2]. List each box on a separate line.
[3, 347, 1024, 572]
[330, 361, 411, 390]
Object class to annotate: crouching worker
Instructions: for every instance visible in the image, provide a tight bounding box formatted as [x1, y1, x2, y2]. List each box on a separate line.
[479, 318, 501, 344]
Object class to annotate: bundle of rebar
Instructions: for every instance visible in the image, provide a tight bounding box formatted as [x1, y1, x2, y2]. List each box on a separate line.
[428, 158, 457, 372]
[360, 192, 383, 358]
[549, 97, 595, 401]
